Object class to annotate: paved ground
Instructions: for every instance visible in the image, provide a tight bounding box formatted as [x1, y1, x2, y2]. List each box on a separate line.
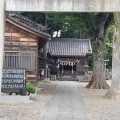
[35, 81, 89, 120]
[0, 81, 58, 120]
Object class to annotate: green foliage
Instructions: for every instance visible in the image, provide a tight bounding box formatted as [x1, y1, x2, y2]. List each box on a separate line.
[88, 56, 93, 71]
[26, 82, 36, 95]
[21, 12, 46, 25]
[105, 42, 113, 48]
[60, 13, 88, 38]
[47, 13, 65, 36]
[104, 43, 112, 69]
[20, 12, 114, 70]
[104, 24, 114, 69]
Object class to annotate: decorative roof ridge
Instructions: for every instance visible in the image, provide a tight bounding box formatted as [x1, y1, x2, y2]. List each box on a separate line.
[51, 38, 90, 42]
[6, 12, 48, 32]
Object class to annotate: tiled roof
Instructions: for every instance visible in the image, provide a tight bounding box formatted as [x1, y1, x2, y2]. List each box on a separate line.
[6, 13, 51, 39]
[6, 13, 48, 32]
[48, 38, 92, 56]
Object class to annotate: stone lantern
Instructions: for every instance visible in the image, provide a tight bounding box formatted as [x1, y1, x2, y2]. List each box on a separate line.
[83, 63, 89, 75]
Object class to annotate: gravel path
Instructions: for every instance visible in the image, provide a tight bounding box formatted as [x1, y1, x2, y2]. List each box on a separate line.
[1, 80, 120, 120]
[78, 80, 120, 120]
[0, 81, 58, 120]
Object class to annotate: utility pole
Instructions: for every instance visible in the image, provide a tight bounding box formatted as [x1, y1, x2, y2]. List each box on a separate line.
[0, 0, 5, 96]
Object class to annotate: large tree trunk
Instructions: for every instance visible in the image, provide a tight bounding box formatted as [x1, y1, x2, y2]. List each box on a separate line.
[86, 13, 110, 89]
[86, 38, 109, 89]
[105, 13, 120, 99]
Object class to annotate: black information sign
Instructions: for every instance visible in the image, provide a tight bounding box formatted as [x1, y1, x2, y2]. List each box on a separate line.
[1, 68, 26, 95]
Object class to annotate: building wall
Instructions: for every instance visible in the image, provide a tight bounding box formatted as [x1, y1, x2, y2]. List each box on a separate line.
[5, 22, 38, 51]
[4, 22, 39, 84]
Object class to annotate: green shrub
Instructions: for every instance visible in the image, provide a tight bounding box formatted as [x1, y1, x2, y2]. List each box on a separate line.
[26, 82, 36, 95]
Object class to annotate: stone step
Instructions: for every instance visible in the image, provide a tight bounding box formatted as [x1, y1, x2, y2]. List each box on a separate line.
[0, 96, 32, 104]
[58, 77, 79, 81]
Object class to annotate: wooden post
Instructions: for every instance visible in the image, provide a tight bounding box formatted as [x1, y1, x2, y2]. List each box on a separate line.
[62, 64, 64, 75]
[71, 63, 73, 77]
[0, 0, 5, 96]
[57, 63, 60, 77]
[36, 39, 39, 86]
[43, 43, 47, 80]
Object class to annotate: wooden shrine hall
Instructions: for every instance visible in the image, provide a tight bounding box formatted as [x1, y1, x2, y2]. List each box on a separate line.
[3, 13, 51, 84]
[47, 38, 92, 79]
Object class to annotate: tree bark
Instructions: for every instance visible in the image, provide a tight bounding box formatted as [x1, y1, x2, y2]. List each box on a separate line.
[86, 38, 109, 89]
[105, 13, 120, 99]
[86, 13, 110, 89]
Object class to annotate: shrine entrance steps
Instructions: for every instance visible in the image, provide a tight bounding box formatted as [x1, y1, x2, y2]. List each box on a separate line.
[58, 76, 79, 81]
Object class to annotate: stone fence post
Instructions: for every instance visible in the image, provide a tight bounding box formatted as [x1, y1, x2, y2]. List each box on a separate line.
[0, 0, 5, 96]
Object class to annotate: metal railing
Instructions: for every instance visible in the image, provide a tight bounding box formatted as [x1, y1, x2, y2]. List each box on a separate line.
[3, 52, 36, 70]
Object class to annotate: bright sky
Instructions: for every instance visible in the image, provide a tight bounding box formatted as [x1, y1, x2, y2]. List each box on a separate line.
[53, 30, 61, 37]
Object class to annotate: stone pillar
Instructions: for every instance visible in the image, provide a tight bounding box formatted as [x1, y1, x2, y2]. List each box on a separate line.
[0, 0, 5, 96]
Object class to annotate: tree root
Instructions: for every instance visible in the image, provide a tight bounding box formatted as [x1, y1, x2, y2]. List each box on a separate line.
[104, 89, 120, 100]
[86, 80, 109, 89]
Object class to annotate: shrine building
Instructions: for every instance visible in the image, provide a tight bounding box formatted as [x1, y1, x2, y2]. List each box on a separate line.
[47, 38, 92, 79]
